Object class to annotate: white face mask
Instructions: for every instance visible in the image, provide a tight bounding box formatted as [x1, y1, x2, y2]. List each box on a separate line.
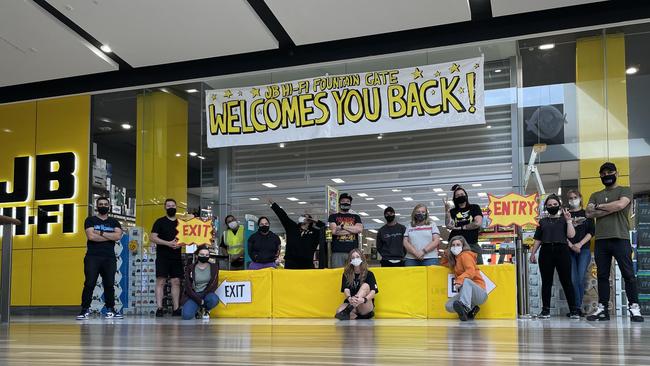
[228, 221, 238, 230]
[450, 246, 463, 256]
[298, 216, 306, 224]
[350, 258, 363, 267]
[569, 199, 581, 209]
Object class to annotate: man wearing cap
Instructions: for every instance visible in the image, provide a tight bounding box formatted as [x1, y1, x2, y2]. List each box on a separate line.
[585, 162, 644, 322]
[376, 207, 406, 267]
[328, 193, 363, 268]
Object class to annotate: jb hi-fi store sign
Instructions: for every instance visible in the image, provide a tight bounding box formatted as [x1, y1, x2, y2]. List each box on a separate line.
[0, 152, 77, 236]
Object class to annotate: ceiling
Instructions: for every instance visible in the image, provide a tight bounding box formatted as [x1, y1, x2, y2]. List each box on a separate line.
[0, 0, 611, 89]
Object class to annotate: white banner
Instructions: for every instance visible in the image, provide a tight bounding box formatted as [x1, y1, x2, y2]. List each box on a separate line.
[206, 57, 484, 148]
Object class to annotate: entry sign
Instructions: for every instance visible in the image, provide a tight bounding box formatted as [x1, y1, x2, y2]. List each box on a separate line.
[216, 280, 252, 305]
[176, 217, 213, 246]
[487, 192, 539, 227]
[447, 272, 496, 298]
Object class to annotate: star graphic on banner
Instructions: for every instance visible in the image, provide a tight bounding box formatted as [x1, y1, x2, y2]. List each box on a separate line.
[237, 91, 243, 97]
[449, 63, 461, 73]
[251, 88, 261, 97]
[210, 94, 217, 102]
[474, 63, 480, 69]
[459, 86, 465, 94]
[434, 70, 441, 78]
[224, 90, 233, 98]
[411, 67, 424, 80]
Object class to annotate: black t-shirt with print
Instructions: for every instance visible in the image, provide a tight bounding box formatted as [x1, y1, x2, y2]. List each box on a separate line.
[328, 213, 362, 253]
[534, 217, 569, 244]
[340, 270, 379, 296]
[84, 216, 122, 258]
[449, 204, 483, 244]
[569, 209, 595, 244]
[152, 216, 181, 259]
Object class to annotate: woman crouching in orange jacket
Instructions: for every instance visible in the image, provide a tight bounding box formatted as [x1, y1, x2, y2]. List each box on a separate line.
[440, 235, 488, 321]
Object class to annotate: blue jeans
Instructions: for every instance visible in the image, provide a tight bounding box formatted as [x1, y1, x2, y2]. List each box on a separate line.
[570, 246, 591, 309]
[404, 258, 439, 266]
[182, 292, 219, 320]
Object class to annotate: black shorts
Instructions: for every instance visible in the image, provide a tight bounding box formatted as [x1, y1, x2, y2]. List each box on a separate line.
[156, 256, 184, 278]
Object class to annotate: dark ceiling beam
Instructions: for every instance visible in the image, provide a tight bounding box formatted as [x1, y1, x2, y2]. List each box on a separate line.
[31, 0, 132, 69]
[468, 0, 493, 21]
[246, 0, 295, 48]
[3, 1, 650, 103]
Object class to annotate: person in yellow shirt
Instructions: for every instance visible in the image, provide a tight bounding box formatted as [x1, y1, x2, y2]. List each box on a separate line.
[219, 215, 245, 269]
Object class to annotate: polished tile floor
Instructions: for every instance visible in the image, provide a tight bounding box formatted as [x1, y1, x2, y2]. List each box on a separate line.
[1, 316, 649, 365]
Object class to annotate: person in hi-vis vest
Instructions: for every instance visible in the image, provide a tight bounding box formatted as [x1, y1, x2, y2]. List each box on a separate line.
[219, 215, 245, 269]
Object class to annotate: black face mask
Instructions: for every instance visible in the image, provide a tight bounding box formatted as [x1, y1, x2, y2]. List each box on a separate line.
[166, 208, 177, 217]
[546, 206, 560, 215]
[385, 215, 395, 223]
[259, 225, 270, 233]
[415, 213, 427, 222]
[601, 174, 617, 187]
[97, 206, 109, 215]
[340, 203, 351, 212]
[197, 256, 209, 263]
[453, 195, 468, 206]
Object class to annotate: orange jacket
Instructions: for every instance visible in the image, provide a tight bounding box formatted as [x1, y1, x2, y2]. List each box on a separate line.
[440, 251, 485, 289]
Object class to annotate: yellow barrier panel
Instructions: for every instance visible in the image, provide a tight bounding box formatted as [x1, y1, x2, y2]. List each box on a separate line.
[428, 264, 517, 319]
[211, 265, 516, 319]
[213, 268, 273, 318]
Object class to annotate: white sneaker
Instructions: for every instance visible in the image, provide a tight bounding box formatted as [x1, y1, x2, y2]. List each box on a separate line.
[629, 303, 644, 323]
[202, 312, 210, 321]
[586, 303, 610, 321]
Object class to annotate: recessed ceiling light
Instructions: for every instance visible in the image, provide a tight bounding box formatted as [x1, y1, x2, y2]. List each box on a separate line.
[331, 178, 345, 183]
[377, 204, 388, 210]
[486, 125, 492, 129]
[287, 197, 299, 201]
[160, 88, 170, 93]
[98, 126, 111, 132]
[249, 197, 260, 201]
[366, 237, 375, 241]
[626, 67, 639, 75]
[262, 183, 277, 188]
[377, 134, 383, 140]
[189, 152, 198, 157]
[472, 183, 482, 187]
[365, 197, 375, 201]
[539, 43, 555, 50]
[433, 188, 443, 192]
[99, 117, 112, 123]
[437, 193, 447, 197]
[403, 197, 413, 201]
[358, 193, 368, 197]
[186, 89, 198, 93]
[372, 219, 384, 224]
[279, 143, 285, 148]
[430, 216, 440, 221]
[478, 192, 488, 197]
[175, 153, 181, 157]
[392, 189, 402, 192]
[494, 69, 502, 73]
[100, 44, 112, 53]
[121, 123, 132, 130]
[395, 213, 401, 216]
[359, 212, 369, 216]
[298, 201, 307, 205]
[197, 156, 206, 160]
[368, 229, 378, 233]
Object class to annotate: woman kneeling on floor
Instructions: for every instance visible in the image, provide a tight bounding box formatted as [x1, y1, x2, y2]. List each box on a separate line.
[335, 249, 378, 320]
[181, 245, 219, 320]
[441, 236, 488, 321]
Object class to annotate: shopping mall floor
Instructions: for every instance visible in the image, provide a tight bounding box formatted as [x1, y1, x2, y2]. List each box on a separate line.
[1, 316, 648, 365]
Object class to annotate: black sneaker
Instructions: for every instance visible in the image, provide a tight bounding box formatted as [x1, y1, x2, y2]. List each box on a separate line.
[172, 308, 182, 317]
[76, 308, 90, 320]
[105, 308, 123, 319]
[537, 309, 551, 319]
[569, 311, 581, 320]
[335, 304, 353, 321]
[467, 306, 480, 320]
[586, 304, 609, 321]
[155, 308, 164, 317]
[452, 300, 470, 321]
[628, 303, 645, 323]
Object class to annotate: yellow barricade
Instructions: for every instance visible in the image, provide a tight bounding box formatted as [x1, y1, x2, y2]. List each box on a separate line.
[213, 268, 273, 318]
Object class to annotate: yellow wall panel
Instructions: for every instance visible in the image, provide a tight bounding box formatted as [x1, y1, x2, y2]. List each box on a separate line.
[31, 247, 86, 306]
[0, 249, 32, 305]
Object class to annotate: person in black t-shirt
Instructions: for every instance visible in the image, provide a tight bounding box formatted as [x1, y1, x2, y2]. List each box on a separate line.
[566, 189, 595, 317]
[335, 249, 378, 320]
[529, 194, 579, 319]
[150, 198, 182, 317]
[445, 185, 484, 264]
[77, 197, 123, 320]
[328, 193, 363, 268]
[376, 207, 406, 267]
